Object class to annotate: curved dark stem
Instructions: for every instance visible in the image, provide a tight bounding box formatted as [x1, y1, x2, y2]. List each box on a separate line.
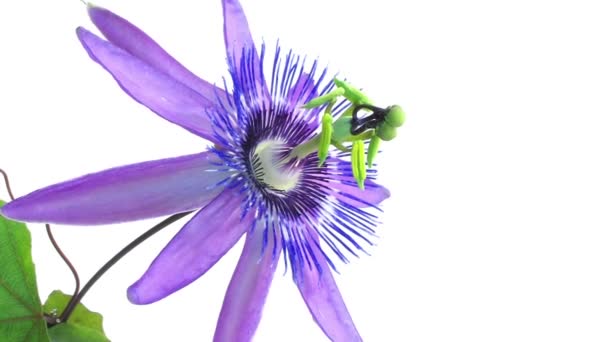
[58, 210, 194, 323]
[46, 223, 80, 314]
[0, 168, 83, 326]
[2, 168, 192, 325]
[0, 168, 15, 200]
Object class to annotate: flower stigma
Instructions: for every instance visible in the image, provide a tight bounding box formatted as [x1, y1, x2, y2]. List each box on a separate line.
[288, 78, 406, 188]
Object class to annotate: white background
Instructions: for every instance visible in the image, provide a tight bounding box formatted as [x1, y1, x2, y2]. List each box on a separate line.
[1, 0, 608, 341]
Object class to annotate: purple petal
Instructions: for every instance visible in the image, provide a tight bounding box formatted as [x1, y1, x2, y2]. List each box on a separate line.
[222, 0, 255, 65]
[76, 27, 219, 142]
[325, 158, 390, 208]
[0, 152, 228, 225]
[87, 5, 229, 106]
[214, 228, 280, 341]
[330, 179, 391, 209]
[297, 238, 361, 342]
[297, 233, 362, 342]
[222, 0, 268, 95]
[127, 188, 254, 304]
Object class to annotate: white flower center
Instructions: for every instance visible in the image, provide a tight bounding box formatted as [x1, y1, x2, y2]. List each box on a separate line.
[253, 140, 300, 191]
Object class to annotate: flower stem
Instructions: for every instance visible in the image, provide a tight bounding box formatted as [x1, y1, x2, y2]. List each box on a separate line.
[2, 168, 192, 326]
[58, 210, 194, 324]
[2, 168, 84, 326]
[0, 168, 15, 201]
[46, 223, 80, 320]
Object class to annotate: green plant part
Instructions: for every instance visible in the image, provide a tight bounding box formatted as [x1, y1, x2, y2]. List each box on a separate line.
[351, 140, 366, 189]
[367, 135, 381, 169]
[302, 88, 345, 109]
[376, 123, 397, 141]
[385, 105, 406, 128]
[0, 200, 49, 342]
[291, 78, 406, 185]
[317, 100, 336, 166]
[332, 78, 371, 106]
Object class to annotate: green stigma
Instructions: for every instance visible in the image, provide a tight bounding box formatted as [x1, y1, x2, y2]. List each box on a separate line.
[376, 123, 397, 141]
[386, 105, 406, 127]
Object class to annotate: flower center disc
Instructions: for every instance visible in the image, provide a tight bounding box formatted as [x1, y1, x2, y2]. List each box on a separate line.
[252, 140, 300, 191]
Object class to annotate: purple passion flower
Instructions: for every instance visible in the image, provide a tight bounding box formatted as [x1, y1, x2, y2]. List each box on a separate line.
[1, 1, 390, 341]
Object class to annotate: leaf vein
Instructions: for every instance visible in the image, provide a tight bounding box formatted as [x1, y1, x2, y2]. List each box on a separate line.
[0, 277, 36, 313]
[0, 314, 41, 324]
[22, 317, 37, 341]
[5, 219, 38, 304]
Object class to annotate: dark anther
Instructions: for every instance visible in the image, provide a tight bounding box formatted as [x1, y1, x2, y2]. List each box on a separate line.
[350, 104, 389, 135]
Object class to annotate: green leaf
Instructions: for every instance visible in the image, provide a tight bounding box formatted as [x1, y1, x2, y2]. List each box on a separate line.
[47, 324, 110, 342]
[0, 200, 50, 341]
[44, 291, 110, 342]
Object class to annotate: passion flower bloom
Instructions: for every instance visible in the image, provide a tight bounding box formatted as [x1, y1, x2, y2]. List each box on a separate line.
[1, 1, 390, 340]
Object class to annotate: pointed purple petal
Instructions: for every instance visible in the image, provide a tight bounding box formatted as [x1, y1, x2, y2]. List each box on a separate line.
[297, 233, 362, 342]
[222, 0, 269, 98]
[0, 152, 228, 225]
[214, 228, 280, 341]
[330, 179, 391, 209]
[325, 158, 390, 208]
[222, 0, 256, 66]
[87, 5, 228, 105]
[127, 188, 254, 304]
[76, 27, 218, 142]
